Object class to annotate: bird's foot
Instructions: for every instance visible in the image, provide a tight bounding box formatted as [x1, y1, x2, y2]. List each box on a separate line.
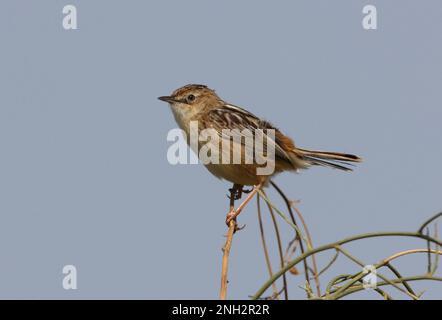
[227, 184, 252, 200]
[225, 210, 236, 226]
[225, 211, 245, 232]
[227, 185, 243, 200]
[241, 187, 253, 194]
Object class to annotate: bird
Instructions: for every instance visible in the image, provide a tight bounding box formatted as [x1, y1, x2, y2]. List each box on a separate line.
[158, 84, 361, 206]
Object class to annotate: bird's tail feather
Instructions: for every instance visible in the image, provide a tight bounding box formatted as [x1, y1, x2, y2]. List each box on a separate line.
[295, 148, 362, 171]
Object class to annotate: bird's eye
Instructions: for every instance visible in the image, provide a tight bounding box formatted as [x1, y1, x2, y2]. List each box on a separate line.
[186, 94, 196, 103]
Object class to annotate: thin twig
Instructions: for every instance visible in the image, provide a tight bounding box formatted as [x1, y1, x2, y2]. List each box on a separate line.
[326, 274, 352, 294]
[330, 275, 442, 299]
[291, 202, 321, 296]
[284, 237, 299, 260]
[384, 262, 417, 298]
[334, 245, 419, 300]
[220, 184, 261, 299]
[220, 186, 238, 300]
[426, 228, 432, 274]
[256, 190, 309, 247]
[328, 248, 442, 300]
[261, 189, 288, 300]
[220, 219, 236, 299]
[431, 223, 439, 275]
[317, 249, 340, 277]
[252, 230, 442, 299]
[418, 211, 442, 234]
[270, 181, 312, 293]
[382, 248, 442, 265]
[256, 194, 280, 299]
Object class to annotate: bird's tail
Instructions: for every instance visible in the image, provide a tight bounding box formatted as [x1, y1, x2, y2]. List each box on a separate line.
[294, 148, 362, 171]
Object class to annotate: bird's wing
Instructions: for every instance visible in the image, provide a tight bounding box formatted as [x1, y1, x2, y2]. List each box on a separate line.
[204, 104, 294, 165]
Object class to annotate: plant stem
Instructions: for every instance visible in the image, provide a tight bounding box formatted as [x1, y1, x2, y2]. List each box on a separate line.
[256, 195, 280, 299]
[220, 184, 261, 299]
[252, 231, 442, 299]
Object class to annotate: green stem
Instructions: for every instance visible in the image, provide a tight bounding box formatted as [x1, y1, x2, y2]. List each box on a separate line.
[330, 275, 442, 299]
[252, 232, 442, 299]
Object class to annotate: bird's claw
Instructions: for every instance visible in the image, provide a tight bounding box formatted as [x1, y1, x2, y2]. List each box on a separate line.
[225, 211, 237, 226]
[242, 187, 253, 194]
[225, 212, 246, 233]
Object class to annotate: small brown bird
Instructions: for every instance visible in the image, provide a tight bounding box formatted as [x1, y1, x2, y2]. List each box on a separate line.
[159, 84, 361, 191]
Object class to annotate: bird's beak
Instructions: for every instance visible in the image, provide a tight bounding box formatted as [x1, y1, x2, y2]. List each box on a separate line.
[158, 96, 179, 103]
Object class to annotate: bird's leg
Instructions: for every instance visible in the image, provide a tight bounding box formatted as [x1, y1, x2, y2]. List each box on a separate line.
[225, 183, 262, 229]
[226, 184, 242, 229]
[227, 184, 253, 201]
[227, 183, 244, 201]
